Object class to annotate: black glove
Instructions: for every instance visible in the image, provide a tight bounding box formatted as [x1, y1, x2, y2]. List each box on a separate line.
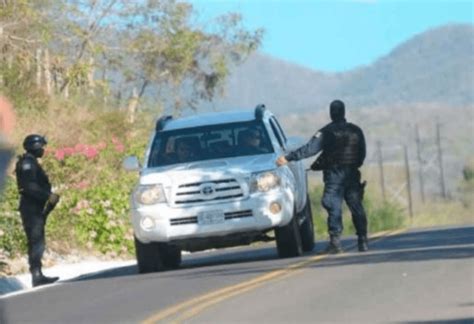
[48, 193, 60, 206]
[360, 181, 367, 200]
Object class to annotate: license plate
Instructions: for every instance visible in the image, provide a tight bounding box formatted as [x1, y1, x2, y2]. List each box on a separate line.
[198, 210, 225, 225]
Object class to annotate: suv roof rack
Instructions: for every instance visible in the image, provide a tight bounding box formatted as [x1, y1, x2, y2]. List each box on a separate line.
[155, 115, 173, 131]
[255, 104, 266, 120]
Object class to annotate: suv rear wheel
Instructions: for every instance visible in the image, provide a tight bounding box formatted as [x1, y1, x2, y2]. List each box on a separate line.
[299, 195, 315, 252]
[275, 208, 303, 258]
[134, 237, 162, 273]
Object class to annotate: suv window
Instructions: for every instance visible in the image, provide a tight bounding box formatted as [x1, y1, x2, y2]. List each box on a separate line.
[148, 120, 274, 167]
[269, 117, 286, 149]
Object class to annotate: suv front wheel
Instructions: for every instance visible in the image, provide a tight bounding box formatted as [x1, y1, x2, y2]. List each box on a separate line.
[158, 243, 182, 269]
[275, 207, 303, 258]
[134, 237, 163, 273]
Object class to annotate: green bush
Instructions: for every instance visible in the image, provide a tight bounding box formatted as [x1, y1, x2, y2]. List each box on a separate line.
[0, 135, 142, 258]
[0, 179, 26, 256]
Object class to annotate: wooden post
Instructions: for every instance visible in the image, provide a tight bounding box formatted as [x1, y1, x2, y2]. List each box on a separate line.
[436, 120, 447, 199]
[404, 145, 414, 219]
[377, 141, 386, 201]
[415, 124, 425, 203]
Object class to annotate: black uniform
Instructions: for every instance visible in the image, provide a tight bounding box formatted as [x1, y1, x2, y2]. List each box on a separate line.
[285, 100, 368, 253]
[15, 135, 59, 286]
[16, 152, 51, 271]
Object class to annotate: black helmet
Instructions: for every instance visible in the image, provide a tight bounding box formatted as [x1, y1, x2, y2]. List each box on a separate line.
[23, 134, 47, 153]
[330, 100, 345, 122]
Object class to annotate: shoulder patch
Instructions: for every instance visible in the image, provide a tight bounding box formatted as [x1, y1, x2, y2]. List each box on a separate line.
[21, 161, 33, 171]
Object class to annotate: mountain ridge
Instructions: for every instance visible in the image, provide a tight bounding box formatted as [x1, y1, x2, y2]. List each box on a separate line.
[199, 23, 474, 115]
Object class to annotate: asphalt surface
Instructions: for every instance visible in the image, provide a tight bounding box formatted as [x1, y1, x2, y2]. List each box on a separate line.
[1, 225, 473, 324]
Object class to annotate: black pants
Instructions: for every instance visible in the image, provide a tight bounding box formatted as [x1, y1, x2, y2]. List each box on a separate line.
[321, 167, 367, 237]
[19, 199, 46, 271]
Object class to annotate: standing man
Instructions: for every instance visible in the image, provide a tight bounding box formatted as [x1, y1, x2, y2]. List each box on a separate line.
[276, 100, 368, 254]
[15, 134, 60, 287]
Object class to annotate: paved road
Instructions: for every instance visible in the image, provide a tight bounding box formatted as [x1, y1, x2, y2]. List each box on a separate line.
[1, 225, 473, 323]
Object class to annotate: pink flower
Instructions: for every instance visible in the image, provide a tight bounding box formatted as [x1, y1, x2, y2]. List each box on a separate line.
[96, 142, 107, 150]
[83, 146, 98, 159]
[114, 143, 125, 153]
[74, 143, 86, 153]
[54, 149, 65, 161]
[63, 147, 75, 156]
[72, 199, 90, 213]
[111, 136, 120, 145]
[74, 180, 89, 190]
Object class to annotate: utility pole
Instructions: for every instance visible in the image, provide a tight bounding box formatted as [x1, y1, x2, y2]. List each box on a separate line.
[436, 120, 447, 199]
[404, 145, 414, 219]
[377, 141, 386, 201]
[415, 124, 425, 203]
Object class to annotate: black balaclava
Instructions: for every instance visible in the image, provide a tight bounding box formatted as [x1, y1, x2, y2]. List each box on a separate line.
[329, 100, 345, 122]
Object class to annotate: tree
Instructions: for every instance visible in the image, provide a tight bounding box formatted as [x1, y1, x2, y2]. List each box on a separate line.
[0, 0, 263, 116]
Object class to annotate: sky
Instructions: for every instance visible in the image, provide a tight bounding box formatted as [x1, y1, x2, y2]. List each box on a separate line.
[191, 0, 473, 72]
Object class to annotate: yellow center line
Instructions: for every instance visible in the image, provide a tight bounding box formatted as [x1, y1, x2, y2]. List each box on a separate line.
[142, 228, 407, 324]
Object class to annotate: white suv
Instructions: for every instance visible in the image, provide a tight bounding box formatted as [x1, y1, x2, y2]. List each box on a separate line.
[124, 105, 315, 273]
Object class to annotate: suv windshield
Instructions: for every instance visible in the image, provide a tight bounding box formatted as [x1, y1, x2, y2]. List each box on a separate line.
[148, 120, 274, 167]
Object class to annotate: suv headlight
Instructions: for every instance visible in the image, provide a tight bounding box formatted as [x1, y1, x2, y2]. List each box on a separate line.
[134, 184, 166, 205]
[250, 170, 281, 193]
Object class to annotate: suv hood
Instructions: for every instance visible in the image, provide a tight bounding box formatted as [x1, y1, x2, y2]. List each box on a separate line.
[139, 153, 278, 185]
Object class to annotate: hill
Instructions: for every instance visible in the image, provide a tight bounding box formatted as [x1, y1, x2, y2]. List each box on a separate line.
[199, 24, 474, 114]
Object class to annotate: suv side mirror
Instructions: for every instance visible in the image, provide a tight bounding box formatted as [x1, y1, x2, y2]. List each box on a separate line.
[123, 156, 141, 171]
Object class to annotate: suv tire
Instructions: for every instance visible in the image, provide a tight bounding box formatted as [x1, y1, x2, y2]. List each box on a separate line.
[275, 208, 303, 258]
[299, 195, 315, 252]
[134, 237, 163, 273]
[158, 243, 182, 269]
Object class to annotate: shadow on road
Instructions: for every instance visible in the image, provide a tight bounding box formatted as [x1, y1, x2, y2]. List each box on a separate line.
[307, 225, 474, 270]
[66, 226, 474, 284]
[400, 318, 474, 324]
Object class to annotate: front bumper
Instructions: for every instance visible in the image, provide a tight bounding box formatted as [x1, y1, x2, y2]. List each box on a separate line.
[132, 188, 294, 244]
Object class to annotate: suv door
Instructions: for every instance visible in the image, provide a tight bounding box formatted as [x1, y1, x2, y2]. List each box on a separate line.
[269, 117, 307, 213]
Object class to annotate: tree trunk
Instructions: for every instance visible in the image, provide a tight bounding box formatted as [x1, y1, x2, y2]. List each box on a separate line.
[87, 57, 95, 95]
[44, 49, 52, 95]
[127, 87, 139, 124]
[63, 68, 70, 99]
[36, 49, 42, 88]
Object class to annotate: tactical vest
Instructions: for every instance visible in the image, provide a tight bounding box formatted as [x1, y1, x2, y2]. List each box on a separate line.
[316, 121, 365, 169]
[15, 153, 51, 202]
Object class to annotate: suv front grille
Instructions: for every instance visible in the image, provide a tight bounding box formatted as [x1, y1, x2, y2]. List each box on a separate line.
[170, 209, 253, 226]
[174, 179, 244, 205]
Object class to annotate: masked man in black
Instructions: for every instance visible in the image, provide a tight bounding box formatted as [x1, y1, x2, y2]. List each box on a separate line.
[276, 100, 368, 254]
[15, 134, 60, 287]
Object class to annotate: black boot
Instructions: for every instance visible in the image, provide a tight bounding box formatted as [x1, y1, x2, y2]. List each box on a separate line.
[358, 235, 368, 252]
[324, 235, 343, 254]
[31, 268, 59, 287]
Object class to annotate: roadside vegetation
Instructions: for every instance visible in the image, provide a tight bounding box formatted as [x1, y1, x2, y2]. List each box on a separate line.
[0, 1, 472, 276]
[0, 0, 262, 274]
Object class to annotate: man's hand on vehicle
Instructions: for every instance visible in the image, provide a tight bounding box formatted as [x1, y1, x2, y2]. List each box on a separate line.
[276, 156, 288, 166]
